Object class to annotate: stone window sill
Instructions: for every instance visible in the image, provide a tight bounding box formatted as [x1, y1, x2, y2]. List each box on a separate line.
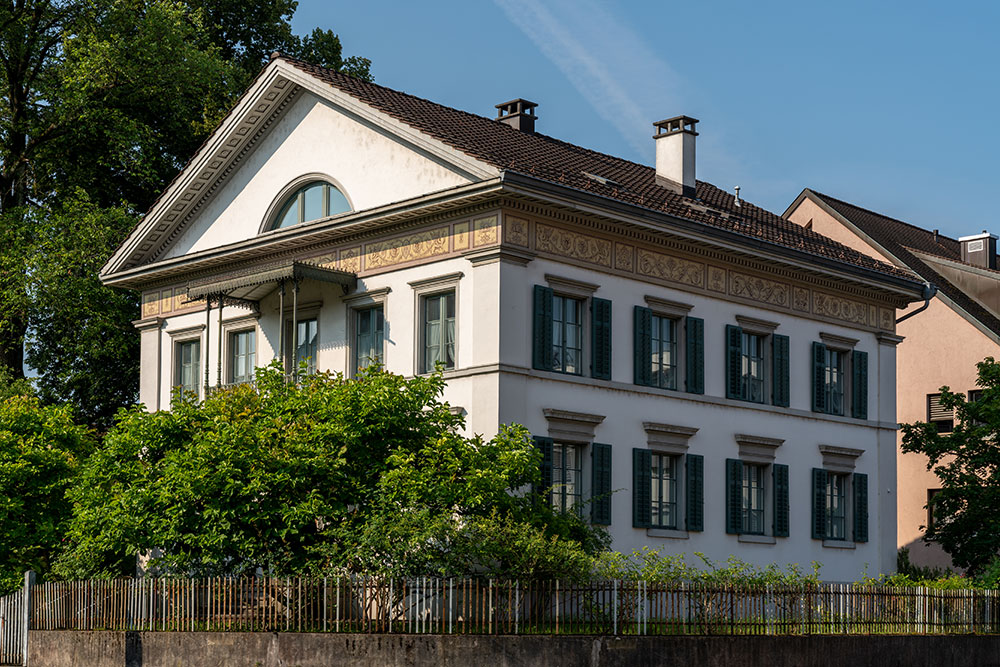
[823, 539, 856, 549]
[647, 528, 689, 540]
[738, 534, 776, 545]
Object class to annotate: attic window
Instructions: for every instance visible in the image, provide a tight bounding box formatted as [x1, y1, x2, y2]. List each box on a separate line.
[270, 181, 351, 230]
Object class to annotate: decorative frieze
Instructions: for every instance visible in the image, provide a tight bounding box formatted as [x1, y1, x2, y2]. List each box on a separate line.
[505, 216, 529, 247]
[813, 293, 868, 326]
[339, 246, 362, 273]
[365, 225, 451, 270]
[729, 271, 790, 308]
[536, 223, 613, 268]
[793, 287, 810, 312]
[879, 308, 895, 331]
[615, 243, 635, 272]
[636, 248, 704, 287]
[473, 215, 499, 247]
[708, 266, 727, 293]
[453, 221, 470, 251]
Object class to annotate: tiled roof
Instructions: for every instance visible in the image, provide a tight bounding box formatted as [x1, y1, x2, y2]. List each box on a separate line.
[809, 191, 1000, 338]
[278, 55, 915, 283]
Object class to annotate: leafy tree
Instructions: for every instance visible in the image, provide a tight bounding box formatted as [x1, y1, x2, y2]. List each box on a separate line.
[26, 192, 139, 427]
[0, 0, 370, 422]
[0, 394, 93, 592]
[900, 357, 1000, 573]
[55, 365, 604, 579]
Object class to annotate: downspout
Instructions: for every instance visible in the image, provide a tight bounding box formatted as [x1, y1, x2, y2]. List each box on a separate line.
[896, 282, 937, 324]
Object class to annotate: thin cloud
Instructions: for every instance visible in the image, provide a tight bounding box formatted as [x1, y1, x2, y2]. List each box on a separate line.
[492, 0, 684, 157]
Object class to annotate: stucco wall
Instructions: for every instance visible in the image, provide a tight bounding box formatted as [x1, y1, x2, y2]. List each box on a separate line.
[28, 630, 1000, 667]
[163, 92, 476, 259]
[785, 197, 894, 265]
[895, 296, 996, 569]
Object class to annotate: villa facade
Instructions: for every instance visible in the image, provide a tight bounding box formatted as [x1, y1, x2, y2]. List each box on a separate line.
[102, 54, 925, 580]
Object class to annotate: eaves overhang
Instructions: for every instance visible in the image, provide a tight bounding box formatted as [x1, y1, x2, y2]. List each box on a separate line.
[501, 173, 926, 303]
[101, 178, 504, 290]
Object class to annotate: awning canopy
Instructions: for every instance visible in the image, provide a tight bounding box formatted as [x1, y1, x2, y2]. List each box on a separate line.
[186, 260, 357, 302]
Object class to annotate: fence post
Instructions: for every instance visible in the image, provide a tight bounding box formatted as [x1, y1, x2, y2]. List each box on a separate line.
[612, 580, 618, 636]
[22, 571, 34, 666]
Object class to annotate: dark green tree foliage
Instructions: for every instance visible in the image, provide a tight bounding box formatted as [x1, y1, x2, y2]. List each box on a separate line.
[56, 365, 605, 579]
[901, 357, 1000, 573]
[0, 394, 93, 592]
[26, 193, 140, 427]
[0, 0, 370, 423]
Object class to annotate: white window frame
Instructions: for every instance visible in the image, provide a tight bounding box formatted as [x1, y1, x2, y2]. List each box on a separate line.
[345, 287, 390, 377]
[410, 273, 462, 375]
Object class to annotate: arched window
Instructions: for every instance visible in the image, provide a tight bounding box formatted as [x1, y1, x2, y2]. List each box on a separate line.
[271, 181, 351, 230]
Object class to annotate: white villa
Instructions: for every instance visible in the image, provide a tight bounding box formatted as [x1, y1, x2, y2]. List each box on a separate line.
[101, 54, 925, 580]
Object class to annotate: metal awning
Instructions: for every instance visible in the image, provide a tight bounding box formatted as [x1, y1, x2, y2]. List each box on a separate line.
[186, 260, 357, 302]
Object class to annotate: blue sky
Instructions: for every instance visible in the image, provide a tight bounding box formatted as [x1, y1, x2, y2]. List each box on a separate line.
[292, 1, 998, 239]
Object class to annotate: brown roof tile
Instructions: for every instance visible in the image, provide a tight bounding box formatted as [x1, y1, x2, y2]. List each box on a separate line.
[279, 55, 914, 283]
[809, 191, 1000, 338]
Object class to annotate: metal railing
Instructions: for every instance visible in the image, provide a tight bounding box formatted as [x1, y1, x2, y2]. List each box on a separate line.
[25, 577, 1000, 636]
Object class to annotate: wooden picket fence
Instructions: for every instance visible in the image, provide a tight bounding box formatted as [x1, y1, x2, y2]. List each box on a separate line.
[0, 588, 24, 665]
[23, 577, 1000, 637]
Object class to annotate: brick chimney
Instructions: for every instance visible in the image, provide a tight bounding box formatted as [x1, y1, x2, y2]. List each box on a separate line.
[653, 116, 698, 197]
[495, 99, 538, 133]
[959, 231, 997, 270]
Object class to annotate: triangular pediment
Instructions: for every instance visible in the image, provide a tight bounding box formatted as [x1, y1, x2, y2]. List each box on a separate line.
[102, 58, 498, 280]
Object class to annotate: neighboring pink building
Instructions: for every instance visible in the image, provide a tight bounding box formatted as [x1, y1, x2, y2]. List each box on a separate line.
[785, 189, 1000, 570]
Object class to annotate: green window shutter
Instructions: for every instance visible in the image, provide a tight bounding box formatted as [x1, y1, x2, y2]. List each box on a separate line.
[685, 453, 704, 532]
[773, 463, 790, 537]
[591, 298, 613, 380]
[772, 334, 790, 407]
[725, 458, 743, 534]
[812, 468, 828, 540]
[685, 317, 705, 394]
[591, 443, 613, 525]
[852, 350, 869, 419]
[532, 285, 554, 371]
[811, 342, 827, 413]
[633, 306, 653, 386]
[632, 448, 652, 528]
[725, 325, 743, 399]
[534, 436, 554, 499]
[853, 472, 869, 543]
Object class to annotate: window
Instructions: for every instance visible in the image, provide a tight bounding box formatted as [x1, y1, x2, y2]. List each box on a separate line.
[739, 332, 766, 403]
[552, 295, 583, 375]
[726, 324, 789, 407]
[533, 284, 613, 380]
[811, 342, 867, 418]
[174, 339, 200, 396]
[927, 393, 954, 433]
[271, 181, 351, 230]
[825, 472, 848, 540]
[421, 292, 455, 372]
[650, 453, 679, 529]
[651, 315, 678, 390]
[927, 488, 943, 533]
[824, 348, 845, 416]
[292, 318, 318, 375]
[229, 330, 255, 384]
[741, 464, 766, 535]
[355, 306, 384, 372]
[969, 389, 984, 403]
[551, 443, 583, 514]
[726, 457, 789, 538]
[811, 468, 868, 543]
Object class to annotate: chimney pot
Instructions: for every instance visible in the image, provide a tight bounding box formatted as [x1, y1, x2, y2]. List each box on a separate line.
[653, 115, 698, 197]
[496, 98, 538, 133]
[958, 231, 998, 270]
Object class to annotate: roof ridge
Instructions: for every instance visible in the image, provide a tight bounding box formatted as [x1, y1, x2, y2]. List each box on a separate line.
[811, 189, 959, 245]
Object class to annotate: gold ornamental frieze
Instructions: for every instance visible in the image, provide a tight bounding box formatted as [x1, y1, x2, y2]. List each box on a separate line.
[504, 216, 529, 248]
[365, 225, 451, 270]
[813, 292, 869, 326]
[729, 271, 790, 308]
[535, 223, 613, 267]
[473, 215, 499, 247]
[637, 248, 704, 287]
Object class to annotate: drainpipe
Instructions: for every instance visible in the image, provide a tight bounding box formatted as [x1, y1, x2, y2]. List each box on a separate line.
[896, 282, 937, 324]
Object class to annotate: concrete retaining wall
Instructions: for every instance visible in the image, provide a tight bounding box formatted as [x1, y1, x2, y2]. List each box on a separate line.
[27, 630, 1000, 667]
